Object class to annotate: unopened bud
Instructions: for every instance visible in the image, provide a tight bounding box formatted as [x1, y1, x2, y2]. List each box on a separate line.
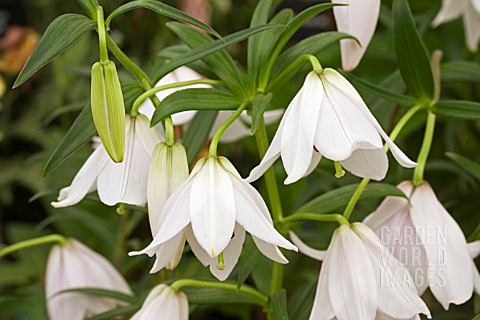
[91, 60, 125, 163]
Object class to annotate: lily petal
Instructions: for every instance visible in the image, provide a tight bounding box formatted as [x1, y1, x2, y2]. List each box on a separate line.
[309, 250, 335, 320]
[332, 0, 381, 71]
[190, 157, 236, 257]
[281, 72, 323, 184]
[51, 146, 109, 208]
[327, 225, 377, 320]
[463, 1, 480, 52]
[150, 231, 186, 273]
[252, 236, 289, 264]
[354, 223, 431, 319]
[410, 182, 473, 310]
[290, 232, 326, 261]
[431, 0, 466, 27]
[341, 148, 388, 181]
[468, 240, 480, 258]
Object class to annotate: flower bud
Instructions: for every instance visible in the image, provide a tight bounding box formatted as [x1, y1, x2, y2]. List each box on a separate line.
[131, 284, 188, 320]
[91, 60, 125, 163]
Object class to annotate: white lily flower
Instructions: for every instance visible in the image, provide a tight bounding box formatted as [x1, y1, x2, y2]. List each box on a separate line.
[139, 66, 284, 143]
[147, 142, 189, 272]
[51, 114, 163, 207]
[247, 70, 416, 185]
[45, 238, 132, 320]
[432, 0, 480, 52]
[130, 156, 297, 281]
[364, 180, 480, 310]
[332, 0, 381, 71]
[131, 284, 188, 320]
[291, 223, 431, 320]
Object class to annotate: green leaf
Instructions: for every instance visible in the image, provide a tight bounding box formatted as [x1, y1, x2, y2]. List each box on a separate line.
[251, 93, 273, 135]
[14, 14, 96, 88]
[472, 313, 480, 320]
[166, 22, 250, 98]
[248, 0, 273, 83]
[433, 100, 480, 119]
[296, 183, 406, 214]
[57, 288, 136, 304]
[270, 289, 289, 320]
[271, 31, 353, 80]
[151, 88, 242, 126]
[236, 235, 261, 289]
[76, 0, 98, 19]
[393, 0, 434, 101]
[43, 105, 96, 177]
[184, 286, 264, 306]
[446, 152, 480, 182]
[87, 306, 139, 320]
[183, 111, 218, 165]
[441, 60, 480, 82]
[106, 0, 220, 38]
[345, 72, 416, 107]
[152, 24, 281, 84]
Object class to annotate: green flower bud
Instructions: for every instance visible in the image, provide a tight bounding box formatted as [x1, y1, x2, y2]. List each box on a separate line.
[91, 60, 125, 163]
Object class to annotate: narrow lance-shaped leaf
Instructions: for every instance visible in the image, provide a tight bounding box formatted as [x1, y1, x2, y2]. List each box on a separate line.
[446, 152, 480, 182]
[393, 0, 434, 101]
[77, 0, 98, 20]
[250, 93, 273, 135]
[14, 14, 96, 88]
[296, 183, 406, 215]
[43, 105, 96, 177]
[270, 289, 289, 320]
[57, 288, 137, 304]
[151, 88, 242, 126]
[106, 0, 220, 38]
[183, 111, 218, 165]
[441, 60, 480, 82]
[433, 100, 480, 119]
[152, 24, 281, 84]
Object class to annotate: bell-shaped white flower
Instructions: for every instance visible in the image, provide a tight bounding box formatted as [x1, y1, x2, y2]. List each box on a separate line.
[291, 223, 431, 320]
[432, 0, 480, 52]
[131, 284, 188, 320]
[332, 0, 381, 71]
[364, 181, 480, 310]
[247, 70, 416, 185]
[130, 156, 297, 281]
[147, 142, 189, 272]
[51, 114, 163, 208]
[45, 238, 132, 320]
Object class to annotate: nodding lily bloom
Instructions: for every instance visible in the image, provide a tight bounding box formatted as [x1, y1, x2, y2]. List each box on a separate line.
[51, 114, 163, 208]
[291, 223, 431, 320]
[332, 0, 381, 71]
[139, 66, 284, 143]
[131, 284, 188, 320]
[364, 181, 480, 310]
[431, 0, 480, 52]
[46, 239, 132, 320]
[247, 69, 416, 185]
[130, 156, 297, 281]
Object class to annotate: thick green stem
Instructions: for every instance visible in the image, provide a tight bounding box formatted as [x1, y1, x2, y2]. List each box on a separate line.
[413, 111, 436, 186]
[266, 54, 322, 92]
[170, 279, 268, 307]
[130, 79, 224, 116]
[208, 103, 248, 157]
[96, 7, 108, 64]
[270, 262, 283, 293]
[254, 119, 284, 222]
[0, 234, 66, 258]
[282, 213, 349, 226]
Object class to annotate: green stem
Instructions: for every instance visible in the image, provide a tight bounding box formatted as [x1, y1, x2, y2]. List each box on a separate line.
[0, 234, 66, 258]
[254, 119, 284, 222]
[412, 111, 436, 186]
[170, 279, 268, 307]
[208, 102, 248, 157]
[343, 178, 370, 220]
[96, 6, 108, 64]
[264, 54, 322, 92]
[130, 79, 224, 116]
[106, 35, 151, 90]
[282, 213, 349, 226]
[270, 262, 283, 293]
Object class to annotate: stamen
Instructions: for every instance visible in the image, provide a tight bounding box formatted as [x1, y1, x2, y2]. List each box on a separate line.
[334, 161, 345, 178]
[116, 203, 126, 214]
[217, 252, 225, 270]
